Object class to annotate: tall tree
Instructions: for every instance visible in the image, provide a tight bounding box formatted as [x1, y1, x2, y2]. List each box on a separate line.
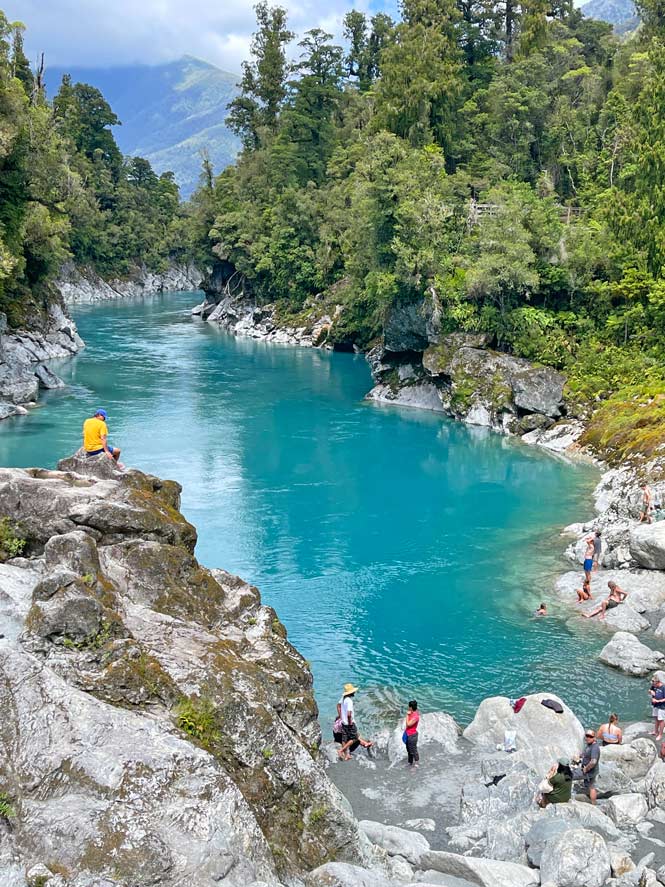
[374, 0, 463, 156]
[226, 2, 294, 150]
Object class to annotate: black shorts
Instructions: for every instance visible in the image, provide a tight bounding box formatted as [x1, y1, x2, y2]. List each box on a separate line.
[342, 723, 358, 742]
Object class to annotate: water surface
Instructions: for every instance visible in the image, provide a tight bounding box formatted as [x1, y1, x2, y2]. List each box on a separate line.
[1, 292, 646, 726]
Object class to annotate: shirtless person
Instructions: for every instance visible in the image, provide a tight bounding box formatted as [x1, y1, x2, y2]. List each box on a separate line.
[640, 484, 653, 524]
[583, 537, 594, 583]
[583, 581, 627, 620]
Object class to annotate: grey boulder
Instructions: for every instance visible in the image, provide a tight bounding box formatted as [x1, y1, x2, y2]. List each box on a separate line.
[386, 711, 461, 763]
[463, 692, 583, 768]
[630, 523, 665, 570]
[606, 793, 649, 827]
[598, 631, 665, 676]
[595, 739, 657, 795]
[419, 850, 539, 887]
[539, 828, 611, 887]
[359, 821, 430, 866]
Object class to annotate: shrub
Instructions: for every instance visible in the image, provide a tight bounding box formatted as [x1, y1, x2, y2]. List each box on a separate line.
[175, 696, 221, 750]
[0, 517, 27, 561]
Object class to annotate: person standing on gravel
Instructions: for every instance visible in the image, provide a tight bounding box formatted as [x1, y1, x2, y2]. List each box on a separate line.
[404, 700, 420, 768]
[650, 677, 665, 741]
[337, 683, 373, 761]
[575, 729, 600, 805]
[640, 484, 653, 523]
[593, 531, 602, 570]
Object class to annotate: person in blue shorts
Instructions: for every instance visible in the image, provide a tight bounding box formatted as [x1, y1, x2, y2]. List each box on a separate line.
[583, 536, 594, 583]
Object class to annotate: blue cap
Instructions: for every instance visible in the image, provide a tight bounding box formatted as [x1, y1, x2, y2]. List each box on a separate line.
[95, 409, 107, 419]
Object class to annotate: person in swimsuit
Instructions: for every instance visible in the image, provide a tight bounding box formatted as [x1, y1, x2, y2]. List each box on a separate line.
[597, 713, 622, 746]
[535, 603, 547, 616]
[640, 484, 653, 524]
[583, 536, 594, 583]
[583, 581, 627, 620]
[576, 577, 592, 603]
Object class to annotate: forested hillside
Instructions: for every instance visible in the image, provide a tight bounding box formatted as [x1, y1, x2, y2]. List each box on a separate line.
[0, 12, 187, 328]
[44, 57, 241, 198]
[189, 0, 665, 456]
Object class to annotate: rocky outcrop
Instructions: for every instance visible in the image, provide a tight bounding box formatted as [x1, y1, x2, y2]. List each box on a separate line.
[57, 260, 203, 304]
[196, 289, 345, 349]
[630, 523, 665, 570]
[462, 692, 584, 770]
[366, 330, 566, 433]
[599, 632, 665, 675]
[0, 304, 82, 420]
[0, 462, 364, 885]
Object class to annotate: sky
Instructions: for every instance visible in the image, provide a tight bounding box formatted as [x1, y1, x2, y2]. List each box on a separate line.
[4, 0, 398, 74]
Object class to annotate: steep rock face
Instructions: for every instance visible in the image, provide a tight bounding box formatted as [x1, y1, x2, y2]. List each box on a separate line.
[0, 462, 363, 885]
[367, 324, 566, 433]
[57, 261, 203, 304]
[0, 304, 82, 420]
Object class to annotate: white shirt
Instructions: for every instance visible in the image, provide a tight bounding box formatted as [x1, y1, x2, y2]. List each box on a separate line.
[340, 695, 355, 725]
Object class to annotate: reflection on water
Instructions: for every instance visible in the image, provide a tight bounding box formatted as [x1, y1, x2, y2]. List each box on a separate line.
[0, 292, 647, 727]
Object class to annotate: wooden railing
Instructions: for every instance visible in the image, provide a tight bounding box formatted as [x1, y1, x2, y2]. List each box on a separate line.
[466, 200, 583, 226]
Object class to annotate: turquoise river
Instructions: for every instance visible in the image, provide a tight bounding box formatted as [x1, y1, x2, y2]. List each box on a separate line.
[1, 291, 648, 727]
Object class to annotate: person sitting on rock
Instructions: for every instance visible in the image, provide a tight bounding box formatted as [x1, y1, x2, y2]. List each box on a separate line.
[83, 408, 124, 469]
[538, 758, 573, 808]
[597, 713, 622, 746]
[575, 577, 592, 603]
[582, 581, 627, 620]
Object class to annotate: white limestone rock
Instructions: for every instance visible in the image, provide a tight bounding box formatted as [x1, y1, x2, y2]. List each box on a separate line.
[463, 693, 584, 767]
[605, 604, 651, 634]
[359, 821, 430, 866]
[386, 711, 461, 763]
[631, 523, 665, 570]
[365, 381, 446, 413]
[596, 739, 657, 795]
[606, 793, 649, 827]
[419, 850, 539, 887]
[599, 632, 665, 676]
[645, 760, 665, 810]
[539, 828, 611, 887]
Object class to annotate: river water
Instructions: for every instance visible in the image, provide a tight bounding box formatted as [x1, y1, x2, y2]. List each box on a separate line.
[1, 292, 647, 726]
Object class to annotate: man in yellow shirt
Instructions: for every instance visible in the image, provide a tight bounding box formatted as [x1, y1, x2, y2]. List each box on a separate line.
[82, 409, 123, 468]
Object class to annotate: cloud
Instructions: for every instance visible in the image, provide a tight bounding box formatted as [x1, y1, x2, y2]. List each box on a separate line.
[5, 0, 376, 74]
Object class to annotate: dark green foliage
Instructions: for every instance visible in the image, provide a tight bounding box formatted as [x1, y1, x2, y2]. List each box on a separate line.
[185, 0, 665, 441]
[0, 11, 185, 323]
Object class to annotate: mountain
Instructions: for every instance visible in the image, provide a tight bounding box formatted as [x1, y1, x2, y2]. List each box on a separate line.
[580, 0, 638, 28]
[45, 56, 241, 198]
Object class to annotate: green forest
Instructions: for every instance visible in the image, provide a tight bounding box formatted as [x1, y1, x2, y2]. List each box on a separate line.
[2, 2, 665, 458]
[186, 0, 665, 460]
[0, 11, 185, 328]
